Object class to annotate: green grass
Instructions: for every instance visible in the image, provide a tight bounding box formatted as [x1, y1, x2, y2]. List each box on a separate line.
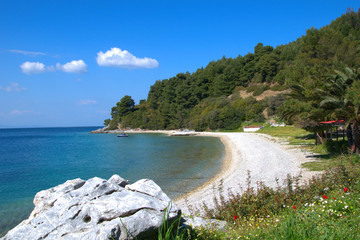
[302, 160, 329, 171]
[258, 126, 314, 146]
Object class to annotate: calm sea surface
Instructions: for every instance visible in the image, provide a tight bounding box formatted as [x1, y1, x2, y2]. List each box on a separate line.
[0, 127, 223, 235]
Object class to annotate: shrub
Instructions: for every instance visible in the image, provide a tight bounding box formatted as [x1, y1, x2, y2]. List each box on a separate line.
[253, 85, 270, 96]
[270, 84, 287, 91]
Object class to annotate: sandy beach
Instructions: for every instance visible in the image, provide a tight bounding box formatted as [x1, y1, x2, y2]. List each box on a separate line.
[174, 132, 320, 216]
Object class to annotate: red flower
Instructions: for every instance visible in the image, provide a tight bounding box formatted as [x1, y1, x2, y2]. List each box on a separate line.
[323, 195, 329, 199]
[292, 205, 297, 209]
[344, 187, 348, 193]
[333, 197, 336, 200]
[234, 215, 238, 220]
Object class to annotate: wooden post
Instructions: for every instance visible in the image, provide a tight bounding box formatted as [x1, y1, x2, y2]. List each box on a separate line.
[331, 127, 333, 139]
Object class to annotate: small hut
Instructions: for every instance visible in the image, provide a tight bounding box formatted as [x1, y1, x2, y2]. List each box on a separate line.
[316, 120, 345, 145]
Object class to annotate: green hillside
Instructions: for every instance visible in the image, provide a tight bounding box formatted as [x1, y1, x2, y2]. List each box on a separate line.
[105, 9, 360, 131]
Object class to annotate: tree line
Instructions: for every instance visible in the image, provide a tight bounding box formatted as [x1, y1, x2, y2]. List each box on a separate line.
[105, 9, 360, 131]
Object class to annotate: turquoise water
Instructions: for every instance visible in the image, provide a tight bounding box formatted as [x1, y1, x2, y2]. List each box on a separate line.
[0, 127, 223, 236]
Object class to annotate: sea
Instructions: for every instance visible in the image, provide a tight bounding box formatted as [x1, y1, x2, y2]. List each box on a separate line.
[0, 127, 223, 236]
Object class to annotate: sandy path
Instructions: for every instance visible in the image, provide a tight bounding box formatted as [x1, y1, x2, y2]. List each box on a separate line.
[175, 132, 318, 216]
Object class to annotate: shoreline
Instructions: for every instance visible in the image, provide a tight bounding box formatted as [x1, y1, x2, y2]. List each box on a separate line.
[172, 134, 232, 202]
[174, 132, 321, 216]
[89, 127, 320, 216]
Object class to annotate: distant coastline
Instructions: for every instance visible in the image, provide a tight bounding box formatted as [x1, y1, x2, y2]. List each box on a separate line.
[0, 126, 103, 130]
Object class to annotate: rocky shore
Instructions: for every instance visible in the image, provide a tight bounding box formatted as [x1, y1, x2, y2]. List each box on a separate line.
[1, 175, 225, 240]
[1, 175, 181, 239]
[89, 127, 199, 136]
[89, 127, 171, 135]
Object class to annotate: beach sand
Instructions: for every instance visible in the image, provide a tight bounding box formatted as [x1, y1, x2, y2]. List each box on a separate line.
[174, 132, 320, 216]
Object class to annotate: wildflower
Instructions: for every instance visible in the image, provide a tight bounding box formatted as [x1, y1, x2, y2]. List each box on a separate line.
[333, 197, 336, 200]
[344, 187, 348, 193]
[323, 195, 329, 199]
[234, 215, 238, 220]
[292, 205, 297, 209]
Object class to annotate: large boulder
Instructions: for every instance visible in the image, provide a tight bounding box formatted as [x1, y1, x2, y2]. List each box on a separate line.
[1, 175, 180, 240]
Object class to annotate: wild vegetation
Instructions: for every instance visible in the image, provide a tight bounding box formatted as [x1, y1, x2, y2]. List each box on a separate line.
[105, 9, 360, 132]
[191, 155, 360, 240]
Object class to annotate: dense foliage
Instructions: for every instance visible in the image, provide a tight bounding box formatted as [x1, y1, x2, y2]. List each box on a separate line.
[106, 9, 360, 131]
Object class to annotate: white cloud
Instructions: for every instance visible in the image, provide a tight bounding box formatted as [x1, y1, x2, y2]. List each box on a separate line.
[10, 110, 32, 115]
[20, 61, 49, 74]
[20, 60, 87, 74]
[9, 49, 46, 56]
[96, 47, 159, 69]
[56, 60, 87, 73]
[0, 82, 26, 92]
[78, 99, 97, 105]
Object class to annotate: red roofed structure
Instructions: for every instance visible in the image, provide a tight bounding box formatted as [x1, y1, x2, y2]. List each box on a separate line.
[319, 120, 344, 125]
[315, 120, 346, 145]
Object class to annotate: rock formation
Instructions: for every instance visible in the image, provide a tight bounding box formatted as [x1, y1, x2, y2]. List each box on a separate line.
[1, 175, 180, 240]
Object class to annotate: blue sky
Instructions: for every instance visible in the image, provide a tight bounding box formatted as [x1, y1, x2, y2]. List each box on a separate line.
[1, 0, 359, 128]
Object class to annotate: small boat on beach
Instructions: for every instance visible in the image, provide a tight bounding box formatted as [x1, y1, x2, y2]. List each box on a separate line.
[170, 129, 198, 136]
[117, 133, 128, 137]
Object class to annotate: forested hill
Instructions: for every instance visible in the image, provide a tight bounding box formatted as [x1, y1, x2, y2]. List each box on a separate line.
[105, 9, 360, 131]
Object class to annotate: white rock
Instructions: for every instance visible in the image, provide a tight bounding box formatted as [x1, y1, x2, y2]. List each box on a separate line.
[1, 175, 180, 240]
